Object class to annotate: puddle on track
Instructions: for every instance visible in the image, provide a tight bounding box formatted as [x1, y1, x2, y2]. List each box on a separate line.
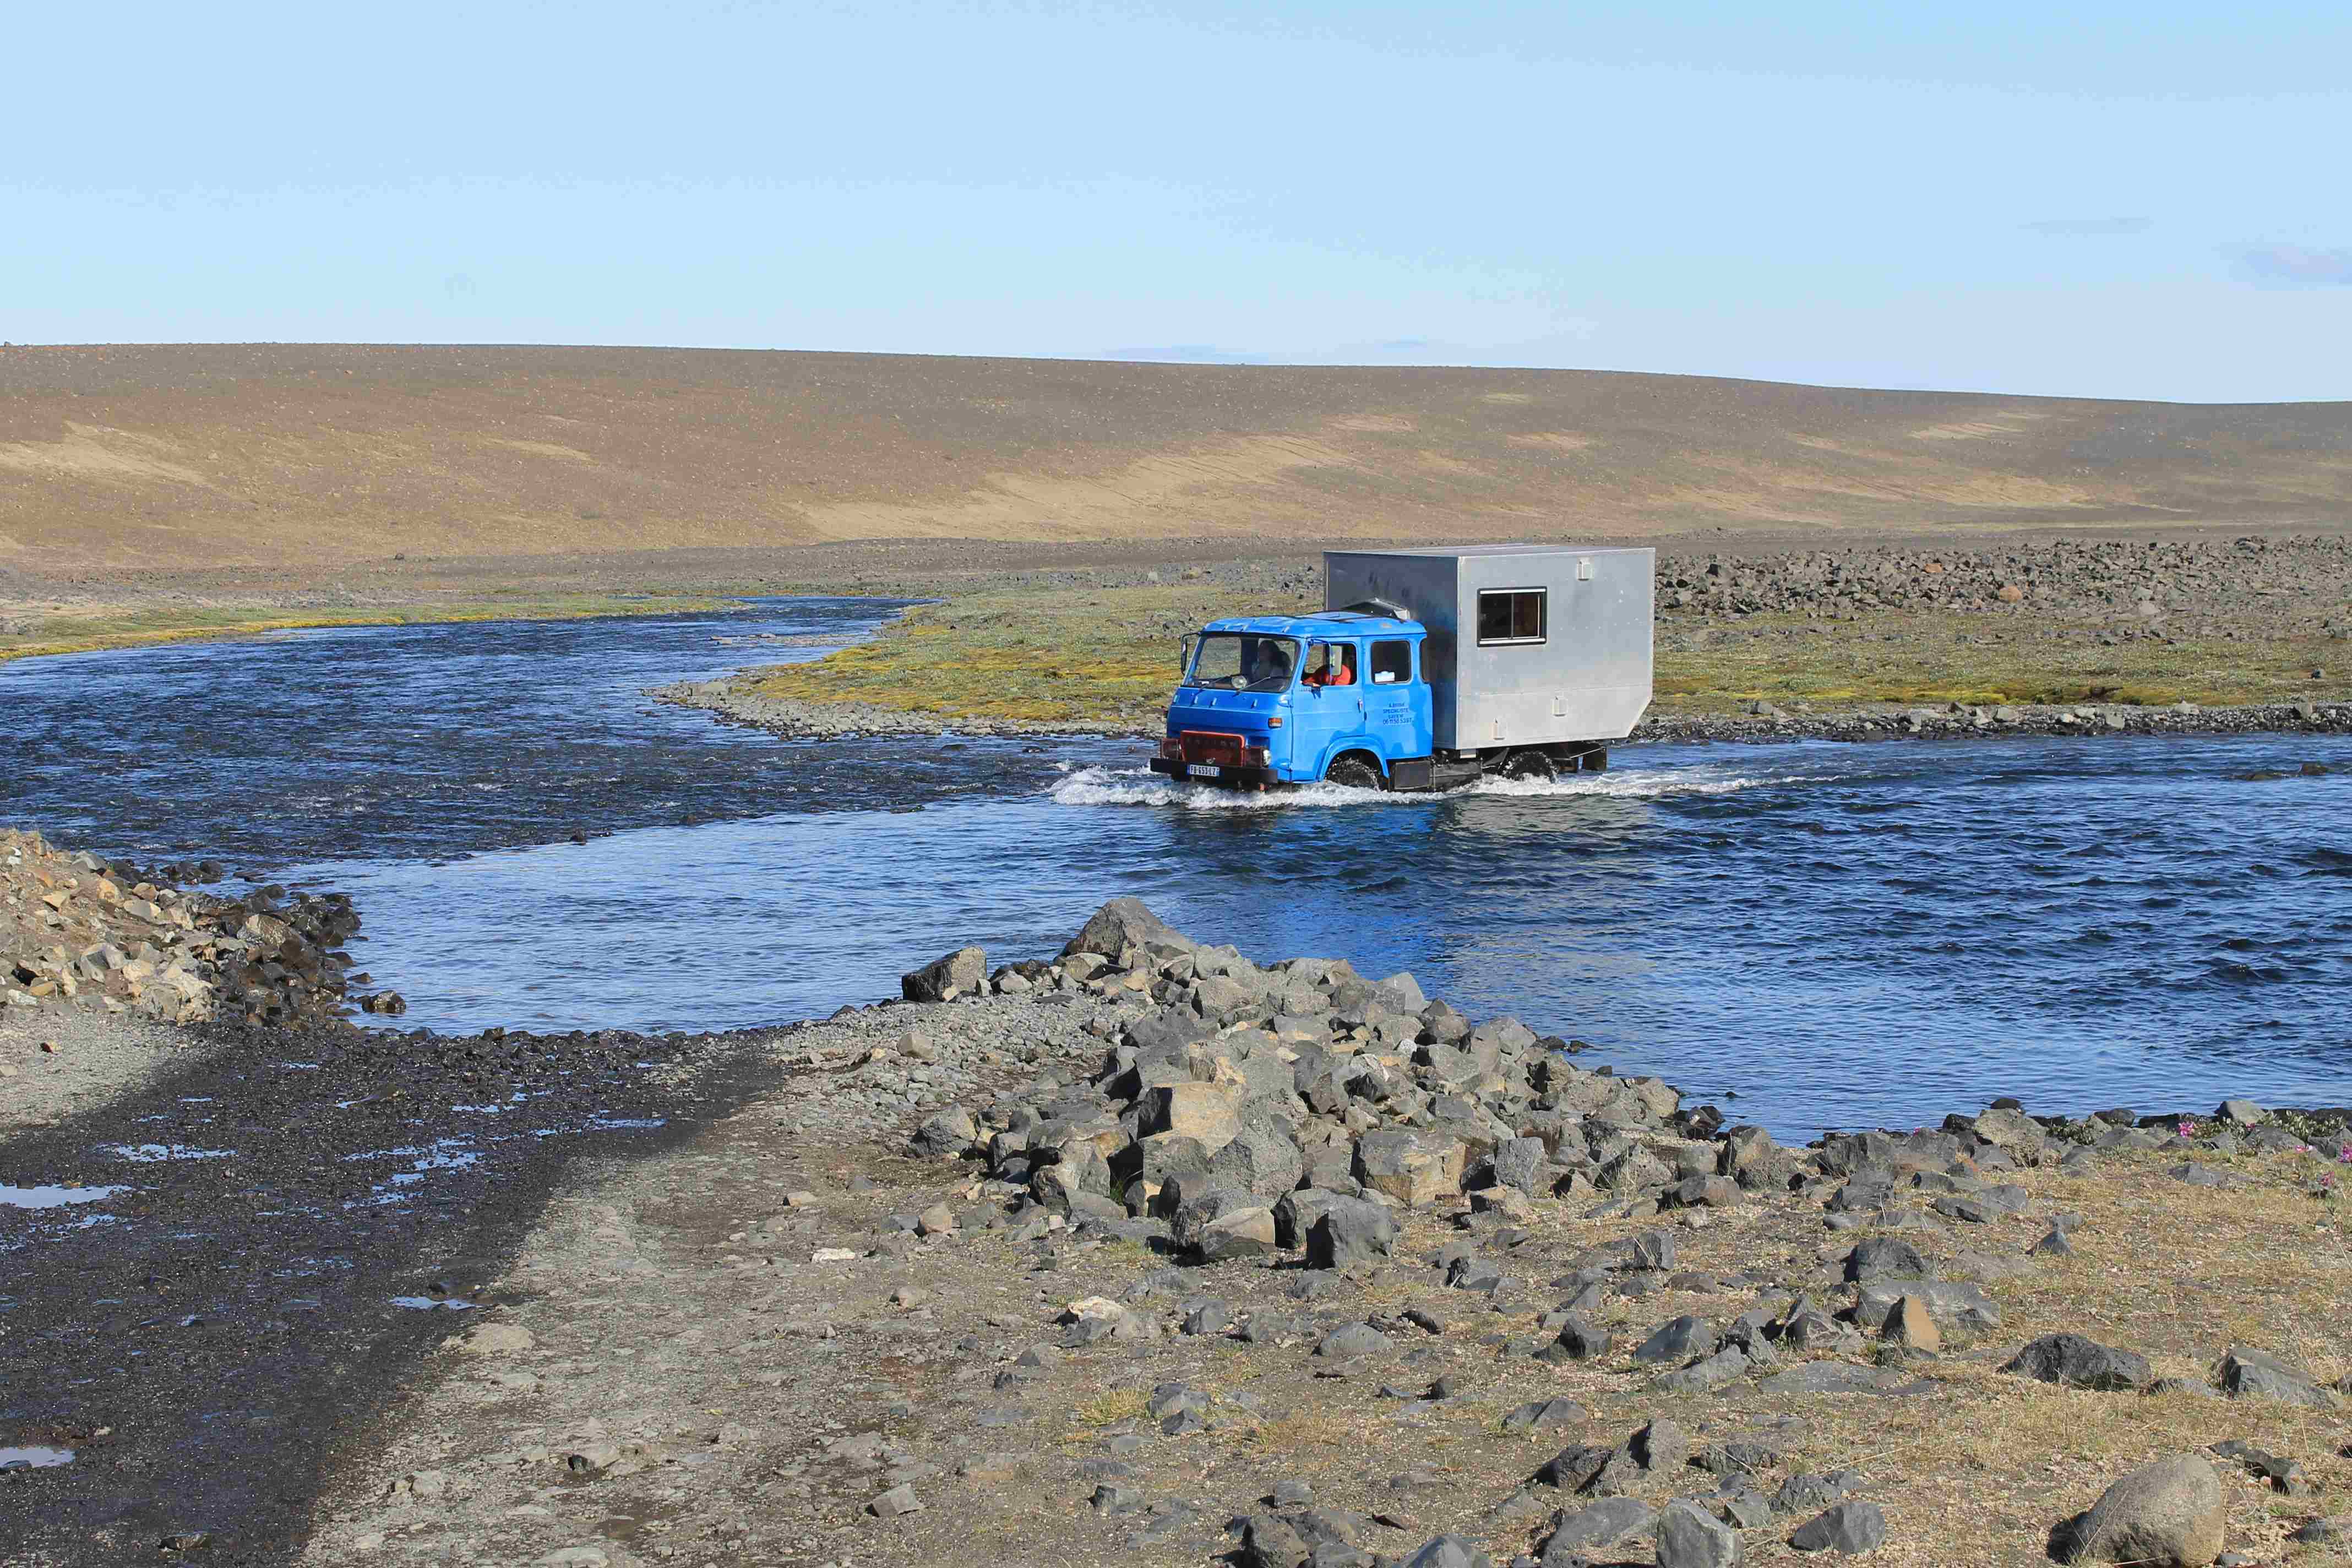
[0, 1446, 75, 1471]
[0, 1184, 128, 1210]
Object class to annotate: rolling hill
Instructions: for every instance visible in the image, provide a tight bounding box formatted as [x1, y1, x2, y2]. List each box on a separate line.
[2, 344, 2346, 573]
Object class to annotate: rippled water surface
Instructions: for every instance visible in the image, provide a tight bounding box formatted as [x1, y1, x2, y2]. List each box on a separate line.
[7, 601, 2349, 1138]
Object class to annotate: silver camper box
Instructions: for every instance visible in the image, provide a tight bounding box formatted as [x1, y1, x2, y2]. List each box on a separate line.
[1322, 546, 1654, 753]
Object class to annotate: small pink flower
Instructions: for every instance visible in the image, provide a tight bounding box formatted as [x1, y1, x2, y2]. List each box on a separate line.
[2339, 1146, 2352, 1165]
[2177, 1120, 2196, 1139]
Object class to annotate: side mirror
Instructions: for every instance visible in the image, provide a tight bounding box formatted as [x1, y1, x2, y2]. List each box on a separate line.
[1179, 633, 1198, 673]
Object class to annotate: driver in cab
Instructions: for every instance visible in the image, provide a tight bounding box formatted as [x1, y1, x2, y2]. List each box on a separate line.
[1303, 644, 1355, 688]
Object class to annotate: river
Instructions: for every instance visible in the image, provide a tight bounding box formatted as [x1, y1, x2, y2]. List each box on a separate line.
[6, 599, 2348, 1140]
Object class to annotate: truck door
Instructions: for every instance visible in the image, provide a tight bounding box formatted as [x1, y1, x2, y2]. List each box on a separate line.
[1366, 637, 1433, 760]
[1295, 641, 1364, 776]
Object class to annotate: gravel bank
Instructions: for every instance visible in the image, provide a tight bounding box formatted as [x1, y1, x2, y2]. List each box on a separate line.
[272, 902, 2352, 1568]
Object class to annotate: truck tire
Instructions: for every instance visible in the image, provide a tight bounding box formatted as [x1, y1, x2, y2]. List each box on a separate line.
[1500, 750, 1555, 781]
[1326, 755, 1382, 791]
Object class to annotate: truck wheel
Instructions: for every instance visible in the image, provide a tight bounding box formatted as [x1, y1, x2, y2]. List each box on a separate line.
[1326, 756, 1382, 791]
[1501, 751, 1555, 781]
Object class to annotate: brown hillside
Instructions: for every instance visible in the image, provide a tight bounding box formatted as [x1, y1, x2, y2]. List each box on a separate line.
[1, 344, 2346, 573]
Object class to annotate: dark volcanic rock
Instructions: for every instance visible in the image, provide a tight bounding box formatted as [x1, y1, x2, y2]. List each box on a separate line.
[902, 945, 987, 1001]
[1790, 1500, 1886, 1554]
[2003, 1333, 2154, 1392]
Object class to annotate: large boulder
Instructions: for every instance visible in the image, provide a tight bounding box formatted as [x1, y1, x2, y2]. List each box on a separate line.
[1190, 1205, 1277, 1263]
[1853, 1279, 2000, 1332]
[1354, 1130, 1448, 1206]
[1064, 897, 1193, 960]
[1543, 1498, 1656, 1561]
[1402, 1537, 1491, 1568]
[1657, 1500, 1743, 1567]
[1488, 1137, 1549, 1194]
[1305, 1196, 1400, 1268]
[1140, 1082, 1240, 1154]
[1167, 1179, 1256, 1252]
[1790, 1501, 1886, 1554]
[1273, 1188, 1344, 1250]
[2053, 1455, 2224, 1567]
[901, 946, 986, 1001]
[2004, 1334, 2154, 1392]
[1630, 1315, 1718, 1365]
[2218, 1346, 2340, 1408]
[1236, 1515, 1310, 1568]
[1843, 1238, 1931, 1282]
[1208, 1124, 1305, 1200]
[1718, 1124, 1803, 1191]
[1113, 1131, 1215, 1188]
[909, 1106, 977, 1158]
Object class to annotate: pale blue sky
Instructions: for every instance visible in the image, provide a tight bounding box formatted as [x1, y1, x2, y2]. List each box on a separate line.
[8, 1, 2348, 400]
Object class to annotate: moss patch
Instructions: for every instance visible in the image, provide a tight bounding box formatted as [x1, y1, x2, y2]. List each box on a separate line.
[731, 582, 1317, 727]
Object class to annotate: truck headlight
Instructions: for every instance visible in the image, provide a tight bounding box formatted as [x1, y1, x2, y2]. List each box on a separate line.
[1246, 746, 1270, 765]
[1157, 738, 1180, 760]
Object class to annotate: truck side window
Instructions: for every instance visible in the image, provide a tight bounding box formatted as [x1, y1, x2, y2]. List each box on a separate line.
[1303, 643, 1357, 687]
[1369, 640, 1412, 684]
[1476, 589, 1547, 645]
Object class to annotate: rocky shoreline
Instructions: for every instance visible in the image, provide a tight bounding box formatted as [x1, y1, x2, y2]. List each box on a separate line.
[1, 827, 372, 1028]
[252, 900, 2352, 1568]
[8, 829, 2349, 1566]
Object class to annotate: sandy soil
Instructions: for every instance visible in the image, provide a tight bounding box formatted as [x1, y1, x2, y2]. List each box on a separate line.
[0, 1006, 199, 1134]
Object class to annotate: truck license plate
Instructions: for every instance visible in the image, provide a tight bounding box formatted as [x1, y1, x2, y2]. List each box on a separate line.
[1188, 764, 1222, 778]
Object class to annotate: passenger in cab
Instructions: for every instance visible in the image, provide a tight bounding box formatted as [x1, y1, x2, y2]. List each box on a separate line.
[1303, 643, 1357, 687]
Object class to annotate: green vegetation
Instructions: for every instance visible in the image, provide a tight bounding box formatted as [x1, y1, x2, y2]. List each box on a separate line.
[730, 583, 1316, 727]
[1654, 612, 2339, 714]
[0, 592, 742, 667]
[725, 581, 2337, 726]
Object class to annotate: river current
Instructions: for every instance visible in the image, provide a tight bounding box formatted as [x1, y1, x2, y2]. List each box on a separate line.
[6, 599, 2348, 1139]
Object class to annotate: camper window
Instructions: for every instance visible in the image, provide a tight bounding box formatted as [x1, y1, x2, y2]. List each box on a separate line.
[1476, 589, 1547, 645]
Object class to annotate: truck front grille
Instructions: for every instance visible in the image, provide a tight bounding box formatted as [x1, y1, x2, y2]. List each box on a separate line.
[1175, 731, 1250, 767]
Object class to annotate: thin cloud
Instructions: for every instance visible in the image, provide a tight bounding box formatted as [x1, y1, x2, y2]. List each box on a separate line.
[2226, 243, 2352, 287]
[2021, 216, 2150, 236]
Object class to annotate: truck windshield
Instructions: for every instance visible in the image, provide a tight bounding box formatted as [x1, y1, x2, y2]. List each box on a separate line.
[1185, 633, 1299, 692]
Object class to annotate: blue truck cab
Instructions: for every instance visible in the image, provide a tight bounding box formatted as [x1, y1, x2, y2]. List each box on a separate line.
[1148, 612, 1438, 791]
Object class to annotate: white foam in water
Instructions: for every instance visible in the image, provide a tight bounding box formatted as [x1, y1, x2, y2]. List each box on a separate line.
[0, 1183, 128, 1210]
[105, 1144, 233, 1163]
[1047, 762, 1779, 809]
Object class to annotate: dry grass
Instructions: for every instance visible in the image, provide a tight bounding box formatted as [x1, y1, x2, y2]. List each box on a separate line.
[9, 344, 2349, 574]
[1156, 1143, 2352, 1568]
[1067, 1389, 1150, 1430]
